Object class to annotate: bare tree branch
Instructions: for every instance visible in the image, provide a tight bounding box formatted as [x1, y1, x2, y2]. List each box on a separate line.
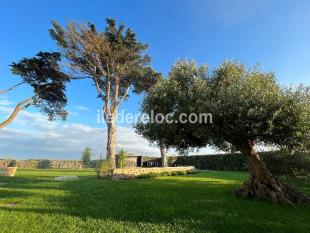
[0, 82, 26, 95]
[0, 97, 34, 129]
[119, 86, 130, 105]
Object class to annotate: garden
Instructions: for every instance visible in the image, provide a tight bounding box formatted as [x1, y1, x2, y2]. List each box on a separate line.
[1, 169, 309, 233]
[1, 1, 310, 233]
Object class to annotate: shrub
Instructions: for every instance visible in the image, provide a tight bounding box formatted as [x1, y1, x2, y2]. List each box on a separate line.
[169, 151, 310, 177]
[81, 147, 93, 168]
[38, 160, 52, 168]
[170, 154, 246, 171]
[8, 160, 17, 167]
[260, 151, 310, 177]
[116, 149, 127, 168]
[136, 169, 196, 179]
[95, 159, 111, 177]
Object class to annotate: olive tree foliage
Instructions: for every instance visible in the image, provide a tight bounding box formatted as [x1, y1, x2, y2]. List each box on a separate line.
[49, 18, 161, 169]
[0, 52, 69, 129]
[206, 62, 310, 152]
[137, 60, 310, 205]
[136, 60, 209, 165]
[204, 62, 310, 204]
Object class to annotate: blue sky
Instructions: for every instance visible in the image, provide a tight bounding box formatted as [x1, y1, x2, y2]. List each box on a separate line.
[1, 0, 310, 159]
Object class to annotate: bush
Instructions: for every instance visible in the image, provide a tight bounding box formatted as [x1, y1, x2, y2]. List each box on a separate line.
[169, 151, 310, 177]
[260, 151, 310, 177]
[116, 149, 127, 168]
[8, 160, 17, 167]
[95, 159, 111, 177]
[38, 160, 52, 168]
[81, 147, 93, 168]
[170, 154, 246, 171]
[136, 170, 196, 179]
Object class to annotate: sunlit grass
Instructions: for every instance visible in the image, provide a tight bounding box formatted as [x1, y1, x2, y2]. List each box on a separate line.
[157, 171, 243, 184]
[0, 169, 309, 233]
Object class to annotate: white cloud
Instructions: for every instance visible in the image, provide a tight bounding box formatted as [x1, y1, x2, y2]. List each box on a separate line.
[0, 99, 13, 106]
[68, 111, 78, 116]
[0, 107, 161, 160]
[0, 102, 219, 160]
[75, 105, 91, 111]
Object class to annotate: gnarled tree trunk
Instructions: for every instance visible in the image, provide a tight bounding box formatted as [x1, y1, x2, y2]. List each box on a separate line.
[160, 144, 168, 167]
[235, 140, 310, 205]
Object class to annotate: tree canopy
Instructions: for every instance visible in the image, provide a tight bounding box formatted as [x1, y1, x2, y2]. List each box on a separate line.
[11, 52, 69, 120]
[205, 61, 310, 152]
[141, 60, 310, 153]
[136, 60, 209, 153]
[137, 60, 310, 204]
[0, 51, 69, 129]
[49, 18, 161, 100]
[49, 18, 161, 169]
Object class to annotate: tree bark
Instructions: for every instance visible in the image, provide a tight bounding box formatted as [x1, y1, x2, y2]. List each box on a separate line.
[0, 98, 33, 129]
[160, 144, 168, 167]
[235, 141, 310, 205]
[106, 120, 116, 171]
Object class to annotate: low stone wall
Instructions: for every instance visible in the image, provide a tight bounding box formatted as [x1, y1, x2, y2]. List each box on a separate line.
[43, 160, 83, 169]
[111, 166, 195, 180]
[0, 159, 83, 169]
[16, 160, 40, 169]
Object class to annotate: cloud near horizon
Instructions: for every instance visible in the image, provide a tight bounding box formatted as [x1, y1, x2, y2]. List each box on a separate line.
[0, 98, 217, 160]
[0, 104, 162, 160]
[75, 105, 91, 111]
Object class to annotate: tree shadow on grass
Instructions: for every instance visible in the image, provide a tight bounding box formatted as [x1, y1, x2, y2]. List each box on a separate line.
[0, 189, 31, 199]
[0, 175, 96, 191]
[1, 172, 310, 233]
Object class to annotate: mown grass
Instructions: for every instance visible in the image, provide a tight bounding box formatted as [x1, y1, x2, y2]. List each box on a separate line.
[0, 169, 309, 233]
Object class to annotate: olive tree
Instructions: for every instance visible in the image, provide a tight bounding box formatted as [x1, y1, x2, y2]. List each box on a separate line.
[50, 18, 160, 169]
[0, 52, 69, 128]
[205, 61, 310, 205]
[136, 60, 209, 166]
[138, 60, 310, 205]
[135, 79, 173, 167]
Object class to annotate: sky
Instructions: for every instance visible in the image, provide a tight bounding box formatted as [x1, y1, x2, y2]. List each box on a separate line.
[1, 0, 310, 160]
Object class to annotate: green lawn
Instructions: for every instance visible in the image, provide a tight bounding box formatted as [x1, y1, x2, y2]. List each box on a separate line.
[0, 169, 309, 233]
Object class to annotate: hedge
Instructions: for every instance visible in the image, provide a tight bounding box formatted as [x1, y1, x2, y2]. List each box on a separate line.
[168, 151, 310, 176]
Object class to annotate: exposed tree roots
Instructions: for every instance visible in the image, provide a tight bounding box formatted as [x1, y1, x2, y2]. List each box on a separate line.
[234, 141, 310, 206]
[234, 174, 310, 206]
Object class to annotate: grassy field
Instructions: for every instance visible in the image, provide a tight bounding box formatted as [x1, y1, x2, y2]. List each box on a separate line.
[0, 169, 309, 233]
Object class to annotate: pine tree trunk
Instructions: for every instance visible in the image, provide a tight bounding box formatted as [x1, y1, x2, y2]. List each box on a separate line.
[160, 144, 168, 167]
[235, 141, 310, 205]
[106, 120, 116, 171]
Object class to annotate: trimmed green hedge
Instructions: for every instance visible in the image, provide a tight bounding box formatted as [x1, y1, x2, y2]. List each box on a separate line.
[169, 154, 246, 171]
[260, 151, 310, 176]
[136, 170, 197, 179]
[168, 151, 310, 176]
